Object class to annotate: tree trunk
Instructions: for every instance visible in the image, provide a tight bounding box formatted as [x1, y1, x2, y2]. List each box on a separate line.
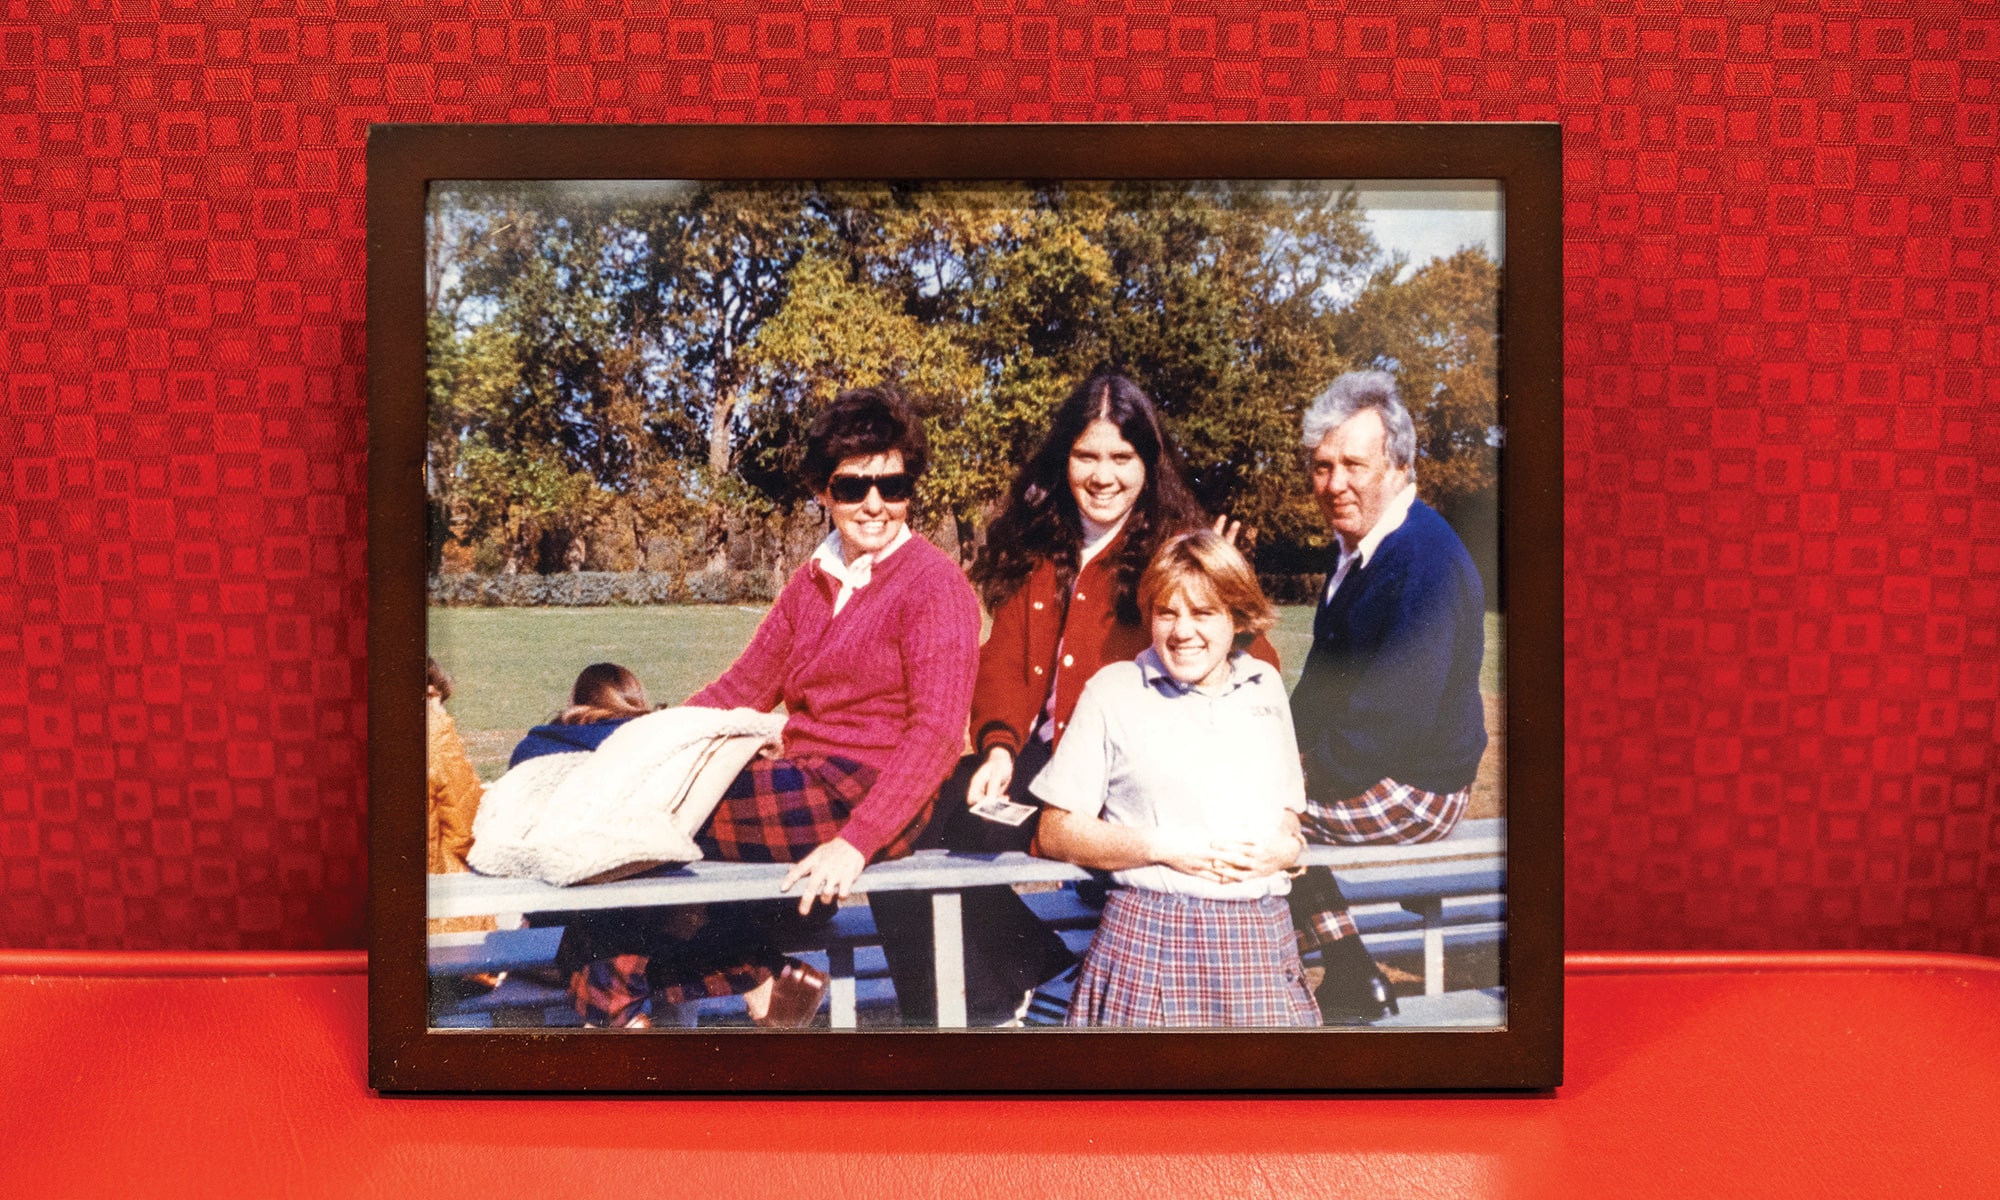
[704, 501, 730, 574]
[707, 389, 736, 477]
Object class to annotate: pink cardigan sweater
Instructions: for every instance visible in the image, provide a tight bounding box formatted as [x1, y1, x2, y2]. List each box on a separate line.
[687, 533, 981, 859]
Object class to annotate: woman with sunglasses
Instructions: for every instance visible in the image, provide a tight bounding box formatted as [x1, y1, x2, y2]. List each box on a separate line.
[873, 372, 1280, 1026]
[556, 388, 978, 1028]
[660, 385, 982, 1026]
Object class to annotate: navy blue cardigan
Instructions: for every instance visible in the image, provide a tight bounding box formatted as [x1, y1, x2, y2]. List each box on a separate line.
[1290, 498, 1488, 801]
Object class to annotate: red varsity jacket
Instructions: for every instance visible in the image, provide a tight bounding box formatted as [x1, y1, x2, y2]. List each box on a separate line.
[969, 531, 1280, 759]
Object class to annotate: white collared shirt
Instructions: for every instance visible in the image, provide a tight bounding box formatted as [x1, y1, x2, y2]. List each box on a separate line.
[1030, 647, 1306, 899]
[810, 524, 913, 615]
[1322, 481, 1418, 608]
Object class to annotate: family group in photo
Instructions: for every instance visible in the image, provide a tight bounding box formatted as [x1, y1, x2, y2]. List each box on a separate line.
[428, 368, 1488, 1030]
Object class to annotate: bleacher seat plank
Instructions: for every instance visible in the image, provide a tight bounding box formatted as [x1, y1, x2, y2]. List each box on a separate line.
[427, 926, 565, 976]
[1298, 818, 1504, 871]
[1332, 861, 1506, 906]
[426, 850, 1092, 920]
[425, 818, 1508, 1026]
[1370, 987, 1506, 1028]
[425, 820, 1505, 921]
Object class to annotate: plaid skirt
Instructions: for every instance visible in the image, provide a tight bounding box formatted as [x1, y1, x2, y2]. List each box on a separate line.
[1065, 890, 1319, 1028]
[697, 754, 916, 863]
[571, 954, 782, 1027]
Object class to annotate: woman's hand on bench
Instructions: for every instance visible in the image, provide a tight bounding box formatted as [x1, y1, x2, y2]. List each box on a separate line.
[781, 838, 867, 916]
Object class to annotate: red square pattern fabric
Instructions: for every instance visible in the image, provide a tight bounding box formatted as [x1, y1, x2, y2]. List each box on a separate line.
[0, 3, 1994, 954]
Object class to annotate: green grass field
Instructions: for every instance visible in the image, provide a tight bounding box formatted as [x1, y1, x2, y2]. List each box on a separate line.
[431, 604, 1504, 810]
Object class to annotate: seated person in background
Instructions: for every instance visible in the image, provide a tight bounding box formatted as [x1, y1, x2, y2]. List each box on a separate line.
[1033, 530, 1317, 1028]
[425, 657, 492, 939]
[426, 657, 482, 877]
[512, 662, 819, 1029]
[508, 662, 652, 767]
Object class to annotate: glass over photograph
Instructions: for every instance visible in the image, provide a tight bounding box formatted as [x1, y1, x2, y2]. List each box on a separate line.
[421, 178, 1507, 1034]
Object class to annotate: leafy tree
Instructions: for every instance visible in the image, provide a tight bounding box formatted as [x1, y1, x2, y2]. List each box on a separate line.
[624, 185, 820, 479]
[738, 250, 983, 508]
[426, 195, 621, 571]
[914, 186, 1120, 541]
[422, 180, 1497, 583]
[1331, 246, 1501, 515]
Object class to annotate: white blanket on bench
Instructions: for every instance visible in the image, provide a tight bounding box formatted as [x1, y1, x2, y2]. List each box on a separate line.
[467, 706, 787, 887]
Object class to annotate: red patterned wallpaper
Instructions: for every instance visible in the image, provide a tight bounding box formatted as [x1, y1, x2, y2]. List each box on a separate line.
[2, 2, 1995, 954]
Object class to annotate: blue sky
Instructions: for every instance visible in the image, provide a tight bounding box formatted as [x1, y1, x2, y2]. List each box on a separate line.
[1352, 181, 1504, 275]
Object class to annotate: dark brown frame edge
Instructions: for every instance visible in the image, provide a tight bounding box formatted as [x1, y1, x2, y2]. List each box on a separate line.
[367, 122, 1562, 1094]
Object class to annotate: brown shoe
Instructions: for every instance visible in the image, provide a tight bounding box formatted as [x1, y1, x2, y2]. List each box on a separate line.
[753, 960, 829, 1028]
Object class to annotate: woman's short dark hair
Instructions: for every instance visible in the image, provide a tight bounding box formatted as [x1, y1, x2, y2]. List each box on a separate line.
[800, 386, 929, 494]
[556, 662, 651, 726]
[972, 373, 1208, 623]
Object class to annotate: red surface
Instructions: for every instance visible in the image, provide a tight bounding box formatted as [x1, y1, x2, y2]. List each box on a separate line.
[2, 950, 1997, 1198]
[2, 5, 1997, 956]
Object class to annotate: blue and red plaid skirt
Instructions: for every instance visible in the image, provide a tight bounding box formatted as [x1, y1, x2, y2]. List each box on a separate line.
[572, 754, 907, 1027]
[697, 754, 918, 863]
[564, 904, 821, 1027]
[1065, 889, 1320, 1028]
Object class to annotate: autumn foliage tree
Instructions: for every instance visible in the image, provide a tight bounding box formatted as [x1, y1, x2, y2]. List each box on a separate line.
[1327, 246, 1502, 588]
[425, 181, 1501, 582]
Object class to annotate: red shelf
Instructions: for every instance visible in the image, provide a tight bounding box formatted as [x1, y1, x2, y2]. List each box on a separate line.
[4, 950, 1995, 1198]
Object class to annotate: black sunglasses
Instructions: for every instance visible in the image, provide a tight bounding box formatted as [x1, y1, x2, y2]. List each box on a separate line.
[826, 472, 915, 504]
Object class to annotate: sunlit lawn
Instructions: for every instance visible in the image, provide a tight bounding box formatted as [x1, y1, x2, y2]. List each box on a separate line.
[432, 605, 1503, 814]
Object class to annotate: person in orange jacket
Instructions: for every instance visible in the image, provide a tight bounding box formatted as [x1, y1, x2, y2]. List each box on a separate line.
[426, 657, 482, 877]
[425, 657, 495, 943]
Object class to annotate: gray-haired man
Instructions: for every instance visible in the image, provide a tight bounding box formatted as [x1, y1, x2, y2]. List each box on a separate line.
[1288, 371, 1488, 1022]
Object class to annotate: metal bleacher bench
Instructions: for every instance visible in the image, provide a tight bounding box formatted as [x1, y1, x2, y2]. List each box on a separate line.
[428, 817, 1505, 1028]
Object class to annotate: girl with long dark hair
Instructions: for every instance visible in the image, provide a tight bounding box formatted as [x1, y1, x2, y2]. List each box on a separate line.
[874, 373, 1280, 1025]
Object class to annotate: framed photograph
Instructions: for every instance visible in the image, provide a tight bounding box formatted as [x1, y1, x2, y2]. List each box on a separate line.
[369, 123, 1561, 1093]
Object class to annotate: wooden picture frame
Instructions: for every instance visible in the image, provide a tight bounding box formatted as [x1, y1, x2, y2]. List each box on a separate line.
[368, 123, 1561, 1093]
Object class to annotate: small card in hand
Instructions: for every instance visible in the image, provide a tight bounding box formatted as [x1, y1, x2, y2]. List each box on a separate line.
[970, 797, 1038, 827]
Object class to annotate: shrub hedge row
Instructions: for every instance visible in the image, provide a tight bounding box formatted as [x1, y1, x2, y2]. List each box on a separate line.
[428, 569, 784, 607]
